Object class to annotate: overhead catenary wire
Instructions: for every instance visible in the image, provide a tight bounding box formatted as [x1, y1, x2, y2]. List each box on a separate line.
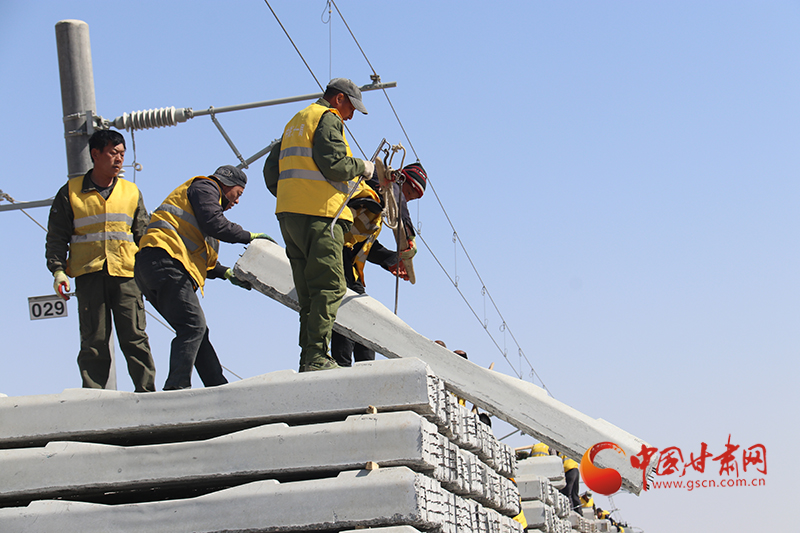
[262, 0, 368, 160]
[321, 1, 332, 81]
[328, 0, 420, 161]
[262, 1, 324, 93]
[417, 230, 523, 379]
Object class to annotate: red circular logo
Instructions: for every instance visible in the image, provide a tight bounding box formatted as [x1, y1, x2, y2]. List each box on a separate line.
[580, 441, 626, 495]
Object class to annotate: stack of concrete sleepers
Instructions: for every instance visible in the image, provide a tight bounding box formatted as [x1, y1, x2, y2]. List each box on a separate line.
[566, 510, 596, 533]
[516, 456, 577, 532]
[565, 515, 589, 533]
[0, 357, 522, 532]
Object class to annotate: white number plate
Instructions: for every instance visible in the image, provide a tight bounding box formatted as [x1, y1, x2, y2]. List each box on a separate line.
[28, 295, 68, 320]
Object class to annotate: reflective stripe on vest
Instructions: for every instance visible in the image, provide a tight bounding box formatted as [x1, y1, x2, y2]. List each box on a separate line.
[73, 212, 134, 229]
[145, 220, 206, 259]
[278, 168, 352, 194]
[275, 102, 357, 219]
[71, 232, 134, 244]
[66, 176, 140, 278]
[138, 176, 220, 291]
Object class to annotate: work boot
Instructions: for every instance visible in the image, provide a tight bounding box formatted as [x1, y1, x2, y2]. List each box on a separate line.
[303, 355, 341, 372]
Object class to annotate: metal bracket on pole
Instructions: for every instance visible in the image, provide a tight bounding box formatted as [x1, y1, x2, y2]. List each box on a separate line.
[86, 109, 95, 137]
[62, 112, 83, 136]
[63, 110, 101, 138]
[208, 107, 248, 169]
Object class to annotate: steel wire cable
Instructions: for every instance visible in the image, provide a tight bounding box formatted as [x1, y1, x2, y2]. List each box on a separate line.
[329, 0, 420, 161]
[263, 0, 367, 159]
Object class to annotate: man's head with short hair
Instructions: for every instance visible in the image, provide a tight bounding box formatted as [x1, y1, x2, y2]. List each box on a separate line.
[89, 130, 125, 163]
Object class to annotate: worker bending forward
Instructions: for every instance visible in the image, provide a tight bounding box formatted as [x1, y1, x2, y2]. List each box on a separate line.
[46, 129, 156, 391]
[265, 78, 374, 372]
[135, 165, 273, 390]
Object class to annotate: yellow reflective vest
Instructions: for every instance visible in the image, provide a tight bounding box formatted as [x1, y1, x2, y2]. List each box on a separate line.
[66, 176, 140, 278]
[344, 186, 383, 285]
[563, 456, 580, 471]
[139, 177, 220, 291]
[531, 442, 550, 457]
[276, 102, 360, 221]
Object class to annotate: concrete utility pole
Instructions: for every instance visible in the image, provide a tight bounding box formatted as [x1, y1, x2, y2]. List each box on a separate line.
[55, 20, 97, 178]
[55, 19, 117, 390]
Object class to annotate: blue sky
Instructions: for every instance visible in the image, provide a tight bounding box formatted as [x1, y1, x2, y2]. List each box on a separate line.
[1, 1, 798, 530]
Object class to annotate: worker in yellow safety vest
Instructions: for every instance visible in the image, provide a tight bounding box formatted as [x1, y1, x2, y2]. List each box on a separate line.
[557, 450, 582, 512]
[580, 490, 595, 513]
[135, 165, 274, 390]
[263, 78, 373, 372]
[46, 129, 156, 391]
[531, 442, 550, 457]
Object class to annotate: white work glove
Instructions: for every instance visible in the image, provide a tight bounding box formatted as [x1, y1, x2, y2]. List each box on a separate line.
[53, 270, 70, 300]
[362, 159, 375, 178]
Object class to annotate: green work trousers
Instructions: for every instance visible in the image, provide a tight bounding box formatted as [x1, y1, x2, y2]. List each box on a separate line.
[279, 214, 351, 369]
[75, 268, 156, 392]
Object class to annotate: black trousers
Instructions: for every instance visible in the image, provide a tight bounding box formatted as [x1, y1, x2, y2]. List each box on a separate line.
[331, 249, 375, 367]
[561, 468, 581, 511]
[331, 331, 375, 367]
[134, 247, 227, 390]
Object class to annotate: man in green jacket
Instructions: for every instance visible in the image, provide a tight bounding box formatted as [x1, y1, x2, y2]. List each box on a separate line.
[46, 129, 156, 391]
[264, 78, 373, 372]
